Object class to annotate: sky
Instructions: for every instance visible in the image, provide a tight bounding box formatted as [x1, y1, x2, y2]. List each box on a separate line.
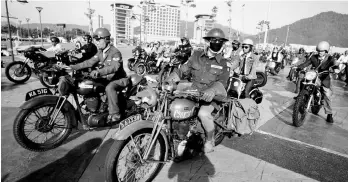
[1, 0, 348, 35]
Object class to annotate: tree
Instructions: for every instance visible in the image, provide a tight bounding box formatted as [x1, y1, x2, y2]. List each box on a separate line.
[1, 24, 17, 34]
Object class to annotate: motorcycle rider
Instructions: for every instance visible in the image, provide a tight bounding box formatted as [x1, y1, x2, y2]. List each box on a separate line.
[337, 50, 348, 86]
[74, 34, 98, 62]
[296, 41, 338, 123]
[166, 28, 230, 153]
[229, 39, 258, 98]
[174, 37, 193, 64]
[46, 37, 63, 53]
[58, 28, 127, 126]
[287, 47, 306, 80]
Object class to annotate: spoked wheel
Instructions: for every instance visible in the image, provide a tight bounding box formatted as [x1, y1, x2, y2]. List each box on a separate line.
[39, 72, 59, 88]
[135, 63, 147, 76]
[13, 103, 72, 152]
[105, 128, 165, 182]
[292, 90, 310, 127]
[5, 61, 32, 84]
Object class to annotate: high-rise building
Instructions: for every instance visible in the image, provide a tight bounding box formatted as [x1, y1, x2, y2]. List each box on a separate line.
[92, 14, 104, 32]
[140, 3, 181, 42]
[193, 14, 214, 44]
[110, 3, 134, 45]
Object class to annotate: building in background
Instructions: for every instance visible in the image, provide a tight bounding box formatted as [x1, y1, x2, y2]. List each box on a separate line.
[92, 14, 104, 31]
[193, 14, 213, 44]
[141, 3, 181, 42]
[110, 3, 134, 45]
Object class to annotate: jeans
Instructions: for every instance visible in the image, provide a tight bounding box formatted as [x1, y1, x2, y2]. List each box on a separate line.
[105, 78, 129, 115]
[244, 79, 255, 98]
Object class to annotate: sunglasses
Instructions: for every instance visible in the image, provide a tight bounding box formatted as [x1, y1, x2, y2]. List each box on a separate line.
[210, 38, 224, 43]
[242, 46, 250, 49]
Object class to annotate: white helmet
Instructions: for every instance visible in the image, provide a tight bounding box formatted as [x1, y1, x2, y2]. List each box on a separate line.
[242, 39, 254, 46]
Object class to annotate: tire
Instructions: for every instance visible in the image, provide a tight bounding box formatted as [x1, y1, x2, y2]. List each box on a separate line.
[5, 61, 32, 84]
[127, 59, 135, 71]
[292, 90, 310, 127]
[214, 127, 225, 146]
[105, 128, 166, 182]
[158, 66, 171, 85]
[39, 72, 59, 88]
[13, 103, 73, 152]
[311, 105, 321, 115]
[135, 63, 147, 76]
[254, 72, 267, 87]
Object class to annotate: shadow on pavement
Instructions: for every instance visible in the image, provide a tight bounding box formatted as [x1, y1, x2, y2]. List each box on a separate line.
[16, 138, 102, 182]
[167, 154, 215, 182]
[221, 133, 348, 182]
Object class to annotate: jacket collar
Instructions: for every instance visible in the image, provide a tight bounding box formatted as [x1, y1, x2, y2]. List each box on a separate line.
[103, 45, 111, 54]
[200, 47, 222, 63]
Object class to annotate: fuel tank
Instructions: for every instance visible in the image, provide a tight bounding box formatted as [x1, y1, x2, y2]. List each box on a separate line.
[169, 98, 197, 121]
[76, 80, 105, 95]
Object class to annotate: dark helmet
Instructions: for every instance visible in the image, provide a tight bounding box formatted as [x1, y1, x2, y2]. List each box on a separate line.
[93, 28, 111, 40]
[232, 39, 241, 45]
[83, 34, 92, 42]
[299, 47, 305, 54]
[181, 37, 189, 42]
[50, 37, 60, 43]
[203, 28, 228, 42]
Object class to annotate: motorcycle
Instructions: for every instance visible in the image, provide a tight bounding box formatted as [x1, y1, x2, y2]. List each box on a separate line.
[157, 52, 183, 86]
[288, 57, 301, 82]
[134, 52, 160, 76]
[127, 47, 147, 72]
[227, 75, 263, 104]
[39, 49, 82, 88]
[265, 59, 282, 75]
[333, 63, 346, 81]
[292, 69, 330, 127]
[5, 46, 56, 84]
[13, 67, 150, 152]
[104, 83, 237, 182]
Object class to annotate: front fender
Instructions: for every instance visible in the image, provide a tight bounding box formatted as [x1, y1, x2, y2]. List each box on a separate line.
[113, 120, 169, 161]
[20, 95, 78, 127]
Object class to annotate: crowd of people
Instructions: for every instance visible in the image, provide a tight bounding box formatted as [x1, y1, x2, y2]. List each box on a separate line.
[36, 26, 347, 152]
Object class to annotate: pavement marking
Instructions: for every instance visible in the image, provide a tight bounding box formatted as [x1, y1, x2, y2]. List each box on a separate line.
[256, 130, 348, 159]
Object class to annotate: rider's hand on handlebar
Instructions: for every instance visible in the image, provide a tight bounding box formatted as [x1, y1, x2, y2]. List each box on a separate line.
[202, 89, 215, 102]
[90, 70, 100, 79]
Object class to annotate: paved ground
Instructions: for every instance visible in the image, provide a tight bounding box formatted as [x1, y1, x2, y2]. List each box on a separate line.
[2, 49, 348, 182]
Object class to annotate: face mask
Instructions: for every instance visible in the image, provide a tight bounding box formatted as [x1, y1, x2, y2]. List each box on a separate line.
[232, 45, 239, 51]
[209, 39, 224, 52]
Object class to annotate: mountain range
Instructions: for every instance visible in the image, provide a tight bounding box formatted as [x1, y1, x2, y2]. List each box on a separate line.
[2, 11, 347, 47]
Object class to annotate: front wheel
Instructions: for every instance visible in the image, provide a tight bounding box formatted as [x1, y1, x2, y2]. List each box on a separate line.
[39, 72, 60, 88]
[127, 58, 135, 71]
[13, 103, 73, 152]
[134, 63, 147, 76]
[292, 90, 310, 127]
[105, 128, 166, 182]
[254, 71, 267, 87]
[5, 61, 32, 84]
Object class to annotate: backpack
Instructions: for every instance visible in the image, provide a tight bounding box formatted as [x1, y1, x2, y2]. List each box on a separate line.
[227, 98, 260, 135]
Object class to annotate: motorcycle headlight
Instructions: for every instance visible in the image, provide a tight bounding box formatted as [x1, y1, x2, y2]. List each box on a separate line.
[305, 71, 317, 81]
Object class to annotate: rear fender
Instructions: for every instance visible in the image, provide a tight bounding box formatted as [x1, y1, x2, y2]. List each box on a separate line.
[113, 120, 169, 161]
[19, 95, 78, 127]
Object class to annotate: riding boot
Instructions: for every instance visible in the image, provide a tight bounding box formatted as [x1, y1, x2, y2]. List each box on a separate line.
[327, 114, 334, 123]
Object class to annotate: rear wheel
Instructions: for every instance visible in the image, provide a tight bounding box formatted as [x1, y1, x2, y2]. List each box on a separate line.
[135, 63, 147, 76]
[5, 61, 32, 84]
[105, 128, 165, 182]
[39, 72, 59, 88]
[292, 90, 310, 127]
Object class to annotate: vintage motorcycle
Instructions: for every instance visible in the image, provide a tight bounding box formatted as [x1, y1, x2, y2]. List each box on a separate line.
[5, 46, 56, 84]
[39, 49, 81, 88]
[104, 83, 239, 182]
[227, 74, 263, 104]
[127, 47, 147, 72]
[134, 52, 160, 76]
[333, 63, 346, 81]
[292, 69, 330, 127]
[13, 67, 150, 152]
[157, 52, 182, 86]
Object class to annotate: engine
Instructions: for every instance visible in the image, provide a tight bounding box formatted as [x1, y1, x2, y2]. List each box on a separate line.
[82, 94, 107, 114]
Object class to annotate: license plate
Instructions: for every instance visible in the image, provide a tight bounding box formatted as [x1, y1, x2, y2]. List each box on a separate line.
[119, 114, 142, 130]
[25, 88, 53, 101]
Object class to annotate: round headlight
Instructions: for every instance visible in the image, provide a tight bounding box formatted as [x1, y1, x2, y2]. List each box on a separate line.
[233, 81, 239, 87]
[305, 71, 317, 81]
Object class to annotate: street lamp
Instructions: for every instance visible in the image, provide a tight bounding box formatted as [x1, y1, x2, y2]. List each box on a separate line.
[17, 20, 22, 38]
[36, 7, 43, 46]
[181, 0, 196, 37]
[4, 0, 28, 62]
[131, 14, 143, 45]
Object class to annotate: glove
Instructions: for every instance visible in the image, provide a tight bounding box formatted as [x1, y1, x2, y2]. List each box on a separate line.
[202, 88, 215, 102]
[90, 70, 100, 79]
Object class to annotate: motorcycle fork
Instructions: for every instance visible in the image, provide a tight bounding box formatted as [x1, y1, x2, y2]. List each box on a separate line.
[48, 95, 67, 126]
[72, 93, 89, 126]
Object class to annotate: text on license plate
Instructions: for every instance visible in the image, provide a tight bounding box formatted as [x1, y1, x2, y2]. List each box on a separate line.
[119, 114, 142, 130]
[25, 88, 53, 101]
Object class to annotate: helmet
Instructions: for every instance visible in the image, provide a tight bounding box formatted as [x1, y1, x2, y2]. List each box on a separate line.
[316, 41, 330, 52]
[132, 86, 158, 108]
[242, 39, 254, 46]
[93, 28, 111, 40]
[203, 28, 228, 41]
[181, 37, 188, 42]
[232, 40, 240, 45]
[83, 34, 92, 42]
[50, 37, 60, 43]
[299, 47, 305, 53]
